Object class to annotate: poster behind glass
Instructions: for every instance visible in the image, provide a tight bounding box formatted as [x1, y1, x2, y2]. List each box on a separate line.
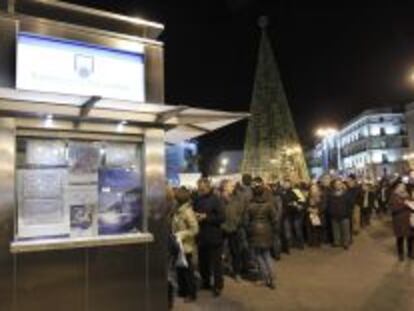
[16, 139, 143, 241]
[98, 143, 142, 235]
[67, 185, 98, 237]
[17, 167, 70, 239]
[68, 141, 101, 183]
[98, 167, 143, 235]
[67, 142, 101, 237]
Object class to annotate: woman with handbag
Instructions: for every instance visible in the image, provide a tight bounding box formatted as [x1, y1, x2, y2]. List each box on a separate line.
[306, 183, 323, 247]
[389, 181, 414, 261]
[171, 187, 199, 301]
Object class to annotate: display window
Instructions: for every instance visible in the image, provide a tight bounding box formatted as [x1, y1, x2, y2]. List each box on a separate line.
[15, 138, 144, 242]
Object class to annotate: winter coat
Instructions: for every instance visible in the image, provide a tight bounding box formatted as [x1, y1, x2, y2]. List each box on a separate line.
[347, 186, 361, 211]
[307, 193, 322, 223]
[281, 188, 306, 219]
[357, 190, 377, 211]
[328, 190, 351, 220]
[238, 185, 253, 203]
[319, 186, 331, 214]
[194, 191, 225, 246]
[245, 195, 278, 249]
[171, 202, 199, 254]
[390, 193, 413, 238]
[221, 194, 246, 233]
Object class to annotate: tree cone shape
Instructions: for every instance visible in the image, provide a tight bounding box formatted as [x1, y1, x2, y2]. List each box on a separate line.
[242, 25, 309, 183]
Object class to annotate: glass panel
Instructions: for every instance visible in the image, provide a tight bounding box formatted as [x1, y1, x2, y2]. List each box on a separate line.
[17, 167, 69, 239]
[15, 138, 143, 242]
[26, 139, 67, 166]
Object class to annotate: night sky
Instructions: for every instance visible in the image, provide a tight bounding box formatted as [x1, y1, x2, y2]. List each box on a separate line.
[66, 0, 414, 170]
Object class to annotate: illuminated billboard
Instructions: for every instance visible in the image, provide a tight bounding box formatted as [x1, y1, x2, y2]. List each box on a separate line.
[16, 33, 145, 102]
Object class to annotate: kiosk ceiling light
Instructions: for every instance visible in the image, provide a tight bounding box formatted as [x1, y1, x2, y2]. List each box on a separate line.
[116, 121, 127, 132]
[44, 114, 54, 127]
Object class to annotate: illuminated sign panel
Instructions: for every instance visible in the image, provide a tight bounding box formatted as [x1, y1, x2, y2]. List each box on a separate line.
[16, 33, 145, 102]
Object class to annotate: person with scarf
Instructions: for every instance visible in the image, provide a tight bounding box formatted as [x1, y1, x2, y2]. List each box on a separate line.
[194, 178, 225, 297]
[327, 179, 352, 250]
[389, 181, 414, 261]
[220, 179, 246, 280]
[306, 183, 323, 247]
[171, 187, 199, 302]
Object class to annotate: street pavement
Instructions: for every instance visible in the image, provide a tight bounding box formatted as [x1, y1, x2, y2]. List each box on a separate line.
[174, 218, 414, 311]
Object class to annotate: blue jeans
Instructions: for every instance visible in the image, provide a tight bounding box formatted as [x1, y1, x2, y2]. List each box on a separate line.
[283, 214, 305, 249]
[254, 248, 274, 283]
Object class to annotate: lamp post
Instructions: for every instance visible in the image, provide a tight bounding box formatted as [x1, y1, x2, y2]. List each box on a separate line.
[218, 157, 229, 175]
[315, 127, 338, 173]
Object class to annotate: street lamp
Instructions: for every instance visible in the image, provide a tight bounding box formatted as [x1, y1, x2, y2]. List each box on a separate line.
[409, 71, 414, 83]
[316, 127, 338, 138]
[221, 157, 229, 166]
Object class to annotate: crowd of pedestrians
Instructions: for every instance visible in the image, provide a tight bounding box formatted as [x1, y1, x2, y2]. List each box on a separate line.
[167, 173, 414, 309]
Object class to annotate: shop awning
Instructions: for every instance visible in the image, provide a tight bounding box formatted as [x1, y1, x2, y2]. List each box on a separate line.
[0, 88, 249, 143]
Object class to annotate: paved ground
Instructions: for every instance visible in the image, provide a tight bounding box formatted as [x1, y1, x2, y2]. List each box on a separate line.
[175, 218, 414, 311]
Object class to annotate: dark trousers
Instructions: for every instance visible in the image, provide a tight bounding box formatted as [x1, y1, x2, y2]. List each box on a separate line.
[323, 212, 333, 244]
[271, 232, 282, 259]
[226, 231, 241, 276]
[378, 201, 388, 215]
[361, 208, 372, 228]
[397, 237, 414, 259]
[281, 217, 291, 253]
[198, 244, 224, 291]
[281, 214, 305, 251]
[292, 213, 305, 249]
[168, 281, 174, 309]
[306, 218, 322, 247]
[176, 254, 197, 299]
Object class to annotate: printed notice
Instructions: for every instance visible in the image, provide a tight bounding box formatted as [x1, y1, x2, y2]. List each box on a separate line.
[67, 185, 98, 237]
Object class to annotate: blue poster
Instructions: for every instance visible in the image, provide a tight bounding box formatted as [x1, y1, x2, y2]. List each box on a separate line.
[98, 168, 142, 235]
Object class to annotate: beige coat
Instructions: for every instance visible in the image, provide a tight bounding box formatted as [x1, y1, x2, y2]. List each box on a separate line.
[171, 202, 199, 254]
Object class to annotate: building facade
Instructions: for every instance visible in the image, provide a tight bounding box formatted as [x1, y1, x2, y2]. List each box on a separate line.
[308, 107, 411, 179]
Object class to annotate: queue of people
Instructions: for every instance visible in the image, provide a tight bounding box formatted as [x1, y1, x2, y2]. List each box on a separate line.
[167, 173, 414, 309]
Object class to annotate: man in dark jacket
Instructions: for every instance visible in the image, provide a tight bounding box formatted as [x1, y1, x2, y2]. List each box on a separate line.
[194, 178, 225, 297]
[280, 179, 306, 252]
[377, 178, 390, 215]
[346, 175, 361, 236]
[358, 182, 377, 228]
[236, 174, 254, 274]
[319, 174, 333, 244]
[270, 183, 283, 260]
[328, 179, 352, 249]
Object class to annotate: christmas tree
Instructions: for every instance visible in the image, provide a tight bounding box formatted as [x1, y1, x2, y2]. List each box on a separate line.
[242, 17, 309, 183]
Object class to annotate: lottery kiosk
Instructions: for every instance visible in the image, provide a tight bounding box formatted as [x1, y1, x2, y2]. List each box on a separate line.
[0, 1, 247, 310]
